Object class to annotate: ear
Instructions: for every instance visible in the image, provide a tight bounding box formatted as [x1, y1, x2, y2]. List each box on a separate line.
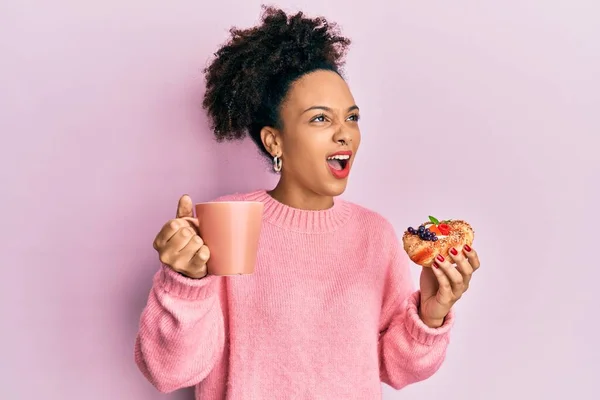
[260, 126, 281, 157]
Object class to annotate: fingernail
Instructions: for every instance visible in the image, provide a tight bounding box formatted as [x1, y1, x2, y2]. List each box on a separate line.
[450, 247, 458, 256]
[436, 254, 445, 262]
[464, 244, 471, 252]
[433, 263, 439, 268]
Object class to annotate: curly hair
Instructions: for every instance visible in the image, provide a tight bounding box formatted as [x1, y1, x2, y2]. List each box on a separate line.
[202, 6, 351, 160]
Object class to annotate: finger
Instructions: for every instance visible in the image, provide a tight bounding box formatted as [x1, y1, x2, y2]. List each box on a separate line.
[176, 194, 194, 219]
[188, 245, 210, 277]
[158, 227, 198, 266]
[448, 246, 473, 289]
[154, 218, 200, 250]
[163, 227, 197, 254]
[185, 262, 208, 279]
[179, 235, 204, 261]
[430, 262, 454, 304]
[434, 254, 465, 297]
[178, 245, 210, 279]
[196, 244, 210, 264]
[154, 219, 185, 250]
[462, 244, 481, 271]
[171, 235, 204, 274]
[165, 235, 203, 275]
[180, 216, 200, 231]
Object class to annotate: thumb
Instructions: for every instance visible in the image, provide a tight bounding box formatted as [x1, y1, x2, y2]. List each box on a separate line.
[176, 194, 194, 218]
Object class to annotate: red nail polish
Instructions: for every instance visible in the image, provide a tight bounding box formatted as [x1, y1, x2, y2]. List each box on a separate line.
[433, 263, 439, 268]
[450, 248, 458, 256]
[464, 244, 471, 252]
[436, 254, 445, 262]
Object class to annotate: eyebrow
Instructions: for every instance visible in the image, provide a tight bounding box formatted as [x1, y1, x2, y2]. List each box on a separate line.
[302, 105, 360, 114]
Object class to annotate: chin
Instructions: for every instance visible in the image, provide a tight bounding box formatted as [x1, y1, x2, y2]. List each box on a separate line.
[319, 179, 349, 197]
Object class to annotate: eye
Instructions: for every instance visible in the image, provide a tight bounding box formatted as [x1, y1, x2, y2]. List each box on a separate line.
[311, 114, 327, 123]
[347, 113, 360, 122]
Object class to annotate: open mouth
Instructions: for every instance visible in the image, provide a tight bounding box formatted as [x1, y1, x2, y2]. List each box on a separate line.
[326, 154, 350, 171]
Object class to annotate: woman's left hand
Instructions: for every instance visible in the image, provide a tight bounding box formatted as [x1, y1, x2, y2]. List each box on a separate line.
[418, 245, 481, 328]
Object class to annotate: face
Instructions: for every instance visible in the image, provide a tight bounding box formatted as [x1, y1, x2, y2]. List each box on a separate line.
[261, 70, 361, 203]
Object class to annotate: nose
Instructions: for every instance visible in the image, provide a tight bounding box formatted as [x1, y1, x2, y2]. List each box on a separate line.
[333, 126, 352, 146]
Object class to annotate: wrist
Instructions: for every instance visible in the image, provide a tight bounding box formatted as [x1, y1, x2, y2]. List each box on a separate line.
[420, 314, 444, 328]
[418, 307, 445, 328]
[177, 270, 207, 280]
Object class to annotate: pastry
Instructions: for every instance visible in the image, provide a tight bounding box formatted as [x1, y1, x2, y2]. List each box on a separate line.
[402, 216, 474, 267]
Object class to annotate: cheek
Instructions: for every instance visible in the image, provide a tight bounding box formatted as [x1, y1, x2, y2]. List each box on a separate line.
[300, 143, 327, 167]
[351, 129, 361, 150]
[288, 135, 329, 163]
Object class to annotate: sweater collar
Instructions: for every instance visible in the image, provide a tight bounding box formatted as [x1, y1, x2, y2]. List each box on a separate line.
[243, 190, 352, 234]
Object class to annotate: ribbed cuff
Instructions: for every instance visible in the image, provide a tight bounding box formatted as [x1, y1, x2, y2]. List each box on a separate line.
[404, 291, 454, 346]
[158, 264, 219, 301]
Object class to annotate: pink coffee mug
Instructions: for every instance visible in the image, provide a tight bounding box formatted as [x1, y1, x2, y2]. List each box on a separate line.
[194, 201, 264, 275]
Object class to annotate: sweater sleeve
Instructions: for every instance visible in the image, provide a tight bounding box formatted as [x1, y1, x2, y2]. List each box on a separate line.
[378, 237, 454, 390]
[134, 265, 225, 393]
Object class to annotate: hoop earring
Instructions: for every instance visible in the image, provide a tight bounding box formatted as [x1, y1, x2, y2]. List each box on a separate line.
[273, 155, 282, 172]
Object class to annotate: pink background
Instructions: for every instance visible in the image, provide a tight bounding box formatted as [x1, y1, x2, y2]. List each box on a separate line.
[1, 1, 597, 399]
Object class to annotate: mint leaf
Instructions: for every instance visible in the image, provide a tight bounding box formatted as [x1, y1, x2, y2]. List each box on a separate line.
[428, 215, 440, 225]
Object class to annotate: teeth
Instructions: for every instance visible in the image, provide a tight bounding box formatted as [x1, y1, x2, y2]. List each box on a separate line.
[327, 155, 350, 160]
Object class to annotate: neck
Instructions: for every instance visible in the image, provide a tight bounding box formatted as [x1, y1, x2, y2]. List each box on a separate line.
[268, 176, 334, 211]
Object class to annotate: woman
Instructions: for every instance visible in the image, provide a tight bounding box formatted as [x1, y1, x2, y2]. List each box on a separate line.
[135, 7, 480, 399]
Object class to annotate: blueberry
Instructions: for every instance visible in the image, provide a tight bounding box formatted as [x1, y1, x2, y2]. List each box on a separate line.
[432, 236, 438, 242]
[408, 227, 415, 234]
[418, 225, 425, 232]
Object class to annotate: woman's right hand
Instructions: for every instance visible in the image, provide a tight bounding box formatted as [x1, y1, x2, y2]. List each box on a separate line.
[153, 195, 210, 279]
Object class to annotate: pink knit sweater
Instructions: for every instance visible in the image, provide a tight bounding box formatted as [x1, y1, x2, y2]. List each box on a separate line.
[135, 190, 453, 399]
